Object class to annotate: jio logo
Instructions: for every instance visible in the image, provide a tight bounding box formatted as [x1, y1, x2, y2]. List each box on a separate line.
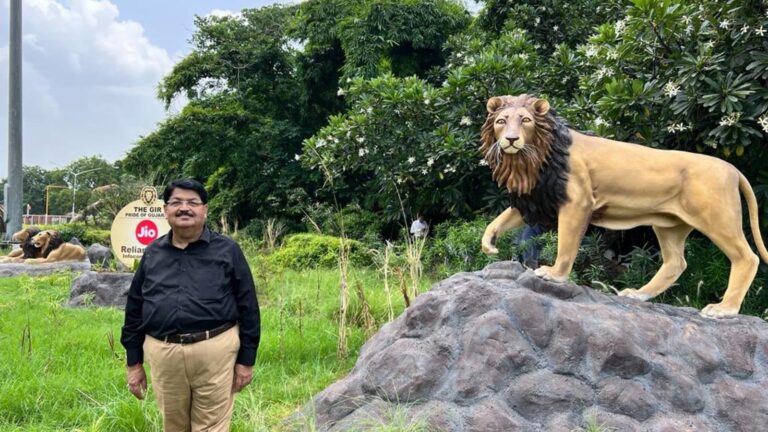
[135, 220, 159, 245]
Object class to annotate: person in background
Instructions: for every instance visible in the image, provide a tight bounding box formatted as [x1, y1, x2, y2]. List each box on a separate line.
[410, 213, 429, 238]
[518, 224, 543, 269]
[121, 178, 260, 432]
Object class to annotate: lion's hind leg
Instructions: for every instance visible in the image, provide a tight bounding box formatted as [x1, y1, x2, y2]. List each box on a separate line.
[699, 227, 759, 318]
[619, 225, 693, 301]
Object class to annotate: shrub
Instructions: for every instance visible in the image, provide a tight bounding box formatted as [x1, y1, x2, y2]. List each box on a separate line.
[33, 223, 111, 246]
[422, 217, 519, 276]
[302, 203, 384, 243]
[267, 233, 373, 270]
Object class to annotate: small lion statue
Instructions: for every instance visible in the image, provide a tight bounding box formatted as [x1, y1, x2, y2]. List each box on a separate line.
[0, 227, 43, 263]
[23, 230, 87, 264]
[480, 94, 768, 318]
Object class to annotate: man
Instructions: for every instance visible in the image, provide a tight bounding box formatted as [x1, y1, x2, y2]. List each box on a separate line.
[121, 179, 260, 432]
[409, 214, 428, 238]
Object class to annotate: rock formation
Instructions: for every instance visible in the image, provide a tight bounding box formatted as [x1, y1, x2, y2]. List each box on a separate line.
[301, 261, 768, 431]
[68, 270, 133, 308]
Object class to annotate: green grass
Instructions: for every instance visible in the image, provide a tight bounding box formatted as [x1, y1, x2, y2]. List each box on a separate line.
[0, 265, 432, 431]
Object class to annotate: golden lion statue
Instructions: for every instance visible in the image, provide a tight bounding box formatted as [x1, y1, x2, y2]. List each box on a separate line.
[0, 227, 43, 263]
[23, 230, 87, 264]
[480, 94, 768, 318]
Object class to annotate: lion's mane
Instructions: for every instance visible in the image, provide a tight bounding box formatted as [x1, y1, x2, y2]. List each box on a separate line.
[480, 94, 572, 228]
[41, 232, 64, 259]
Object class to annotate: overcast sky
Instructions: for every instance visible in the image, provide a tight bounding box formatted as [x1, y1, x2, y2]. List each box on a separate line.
[0, 0, 294, 178]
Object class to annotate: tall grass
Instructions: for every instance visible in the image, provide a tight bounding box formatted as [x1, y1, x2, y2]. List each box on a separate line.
[0, 263, 430, 431]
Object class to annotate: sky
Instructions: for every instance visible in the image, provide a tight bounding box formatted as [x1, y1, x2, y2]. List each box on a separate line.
[0, 0, 294, 178]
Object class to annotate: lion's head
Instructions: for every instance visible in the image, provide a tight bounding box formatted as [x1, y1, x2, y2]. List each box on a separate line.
[31, 230, 64, 258]
[480, 94, 556, 195]
[13, 227, 42, 258]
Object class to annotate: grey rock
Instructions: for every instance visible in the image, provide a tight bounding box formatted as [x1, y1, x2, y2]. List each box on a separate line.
[87, 243, 113, 266]
[300, 260, 768, 432]
[0, 260, 91, 277]
[68, 271, 134, 308]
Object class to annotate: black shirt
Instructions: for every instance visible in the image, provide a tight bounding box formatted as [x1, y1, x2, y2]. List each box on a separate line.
[120, 227, 260, 367]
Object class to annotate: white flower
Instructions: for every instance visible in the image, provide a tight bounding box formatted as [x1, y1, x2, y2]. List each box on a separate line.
[337, 88, 346, 96]
[365, 107, 373, 114]
[663, 81, 680, 98]
[553, 25, 559, 31]
[396, 177, 404, 184]
[720, 19, 731, 29]
[597, 66, 613, 78]
[356, 136, 365, 144]
[685, 25, 694, 34]
[585, 45, 598, 57]
[424, 99, 431, 106]
[460, 116, 472, 126]
[479, 159, 488, 166]
[675, 123, 688, 132]
[594, 117, 607, 126]
[358, 148, 368, 157]
[427, 157, 435, 167]
[607, 50, 619, 60]
[719, 112, 742, 127]
[407, 157, 415, 164]
[316, 139, 327, 148]
[704, 41, 716, 50]
[741, 25, 750, 35]
[421, 168, 428, 175]
[294, 154, 301, 161]
[534, 17, 540, 26]
[442, 80, 449, 87]
[757, 26, 767, 36]
[456, 52, 464, 59]
[758, 113, 768, 133]
[682, 16, 692, 26]
[614, 19, 626, 36]
[518, 53, 529, 61]
[667, 124, 677, 133]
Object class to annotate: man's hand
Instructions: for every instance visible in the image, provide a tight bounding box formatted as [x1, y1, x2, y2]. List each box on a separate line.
[126, 363, 147, 400]
[232, 363, 253, 393]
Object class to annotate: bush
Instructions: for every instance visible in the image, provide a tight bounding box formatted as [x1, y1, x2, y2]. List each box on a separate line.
[422, 217, 519, 276]
[302, 203, 384, 243]
[31, 223, 111, 246]
[267, 233, 373, 270]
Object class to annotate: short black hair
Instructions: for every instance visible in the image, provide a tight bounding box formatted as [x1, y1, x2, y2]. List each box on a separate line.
[162, 179, 208, 204]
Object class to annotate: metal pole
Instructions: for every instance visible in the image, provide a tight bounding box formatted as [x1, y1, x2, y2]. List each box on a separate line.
[71, 173, 77, 217]
[6, 0, 23, 240]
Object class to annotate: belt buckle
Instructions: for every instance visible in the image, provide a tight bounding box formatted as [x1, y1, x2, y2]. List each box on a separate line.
[179, 333, 193, 344]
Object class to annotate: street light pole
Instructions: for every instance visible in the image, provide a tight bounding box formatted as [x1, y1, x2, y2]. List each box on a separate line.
[45, 185, 67, 224]
[69, 168, 103, 219]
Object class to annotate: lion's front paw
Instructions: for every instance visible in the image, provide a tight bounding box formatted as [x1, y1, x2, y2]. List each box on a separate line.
[533, 265, 568, 282]
[701, 302, 739, 318]
[617, 288, 652, 301]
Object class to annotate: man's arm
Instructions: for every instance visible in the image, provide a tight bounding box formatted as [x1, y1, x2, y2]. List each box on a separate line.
[120, 257, 147, 366]
[231, 243, 261, 366]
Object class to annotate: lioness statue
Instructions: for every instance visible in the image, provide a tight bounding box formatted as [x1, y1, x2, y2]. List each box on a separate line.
[480, 94, 768, 318]
[23, 230, 87, 264]
[0, 227, 42, 263]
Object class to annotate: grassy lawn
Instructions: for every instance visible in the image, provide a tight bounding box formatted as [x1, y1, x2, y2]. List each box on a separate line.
[0, 266, 428, 431]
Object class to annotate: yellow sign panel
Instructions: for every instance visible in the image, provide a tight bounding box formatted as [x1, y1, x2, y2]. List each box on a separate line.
[111, 188, 170, 268]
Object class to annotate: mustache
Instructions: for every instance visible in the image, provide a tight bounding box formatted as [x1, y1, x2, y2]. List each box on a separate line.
[175, 210, 195, 217]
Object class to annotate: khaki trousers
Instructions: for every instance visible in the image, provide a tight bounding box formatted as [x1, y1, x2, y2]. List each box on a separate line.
[144, 325, 240, 432]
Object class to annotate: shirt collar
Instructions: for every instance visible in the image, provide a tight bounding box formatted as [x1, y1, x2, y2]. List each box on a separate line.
[161, 226, 211, 247]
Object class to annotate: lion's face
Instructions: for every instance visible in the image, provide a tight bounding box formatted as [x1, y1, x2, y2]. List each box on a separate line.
[480, 94, 554, 195]
[493, 106, 538, 154]
[31, 230, 57, 249]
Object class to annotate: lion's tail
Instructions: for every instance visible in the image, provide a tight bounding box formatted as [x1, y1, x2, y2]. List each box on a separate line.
[740, 172, 768, 264]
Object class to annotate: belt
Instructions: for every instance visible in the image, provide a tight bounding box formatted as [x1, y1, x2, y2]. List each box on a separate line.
[163, 322, 235, 345]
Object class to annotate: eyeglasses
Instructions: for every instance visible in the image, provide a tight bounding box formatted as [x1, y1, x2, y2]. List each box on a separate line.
[166, 199, 204, 208]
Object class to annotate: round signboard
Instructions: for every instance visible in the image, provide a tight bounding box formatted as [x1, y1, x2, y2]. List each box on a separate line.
[111, 195, 170, 268]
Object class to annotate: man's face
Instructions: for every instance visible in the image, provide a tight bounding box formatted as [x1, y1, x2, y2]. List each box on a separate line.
[163, 188, 207, 231]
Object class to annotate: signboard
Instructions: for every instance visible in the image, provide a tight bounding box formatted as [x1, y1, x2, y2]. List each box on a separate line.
[110, 186, 170, 268]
